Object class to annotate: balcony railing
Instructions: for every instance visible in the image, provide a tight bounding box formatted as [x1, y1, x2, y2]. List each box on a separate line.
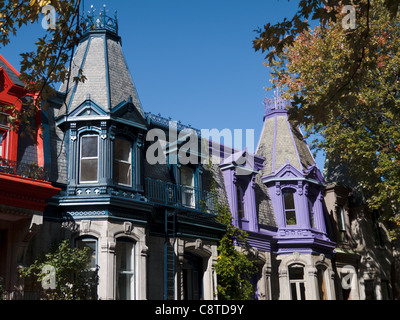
[145, 178, 218, 214]
[0, 158, 48, 181]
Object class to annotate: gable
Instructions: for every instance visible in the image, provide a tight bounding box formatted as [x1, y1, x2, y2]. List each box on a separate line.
[111, 100, 147, 129]
[68, 98, 108, 119]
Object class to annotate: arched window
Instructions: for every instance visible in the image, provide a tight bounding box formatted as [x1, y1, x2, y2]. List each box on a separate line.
[289, 264, 306, 300]
[115, 238, 136, 300]
[283, 189, 296, 226]
[75, 237, 98, 300]
[114, 137, 133, 186]
[76, 237, 98, 271]
[79, 135, 99, 183]
[182, 252, 203, 300]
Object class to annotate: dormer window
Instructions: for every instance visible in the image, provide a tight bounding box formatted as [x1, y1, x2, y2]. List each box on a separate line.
[114, 138, 132, 186]
[283, 189, 296, 226]
[180, 166, 195, 208]
[236, 185, 245, 219]
[80, 135, 99, 183]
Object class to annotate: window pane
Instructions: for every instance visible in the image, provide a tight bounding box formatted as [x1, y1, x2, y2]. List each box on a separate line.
[337, 206, 346, 231]
[283, 191, 295, 210]
[81, 159, 98, 181]
[286, 210, 296, 225]
[291, 283, 298, 300]
[237, 186, 244, 219]
[0, 113, 8, 126]
[117, 273, 134, 300]
[115, 139, 131, 162]
[116, 240, 135, 300]
[76, 239, 97, 270]
[308, 199, 314, 228]
[81, 136, 98, 158]
[116, 241, 134, 271]
[364, 280, 375, 300]
[299, 282, 306, 300]
[181, 166, 194, 187]
[289, 266, 304, 280]
[114, 161, 132, 186]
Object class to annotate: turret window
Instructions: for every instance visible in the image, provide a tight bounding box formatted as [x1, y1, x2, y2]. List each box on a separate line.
[283, 189, 296, 226]
[114, 138, 132, 186]
[80, 135, 99, 183]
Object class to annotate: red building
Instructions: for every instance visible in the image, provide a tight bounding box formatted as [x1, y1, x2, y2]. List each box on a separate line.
[0, 54, 60, 299]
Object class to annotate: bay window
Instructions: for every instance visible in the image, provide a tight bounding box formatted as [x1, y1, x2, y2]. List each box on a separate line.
[283, 189, 296, 226]
[80, 135, 99, 183]
[114, 138, 132, 186]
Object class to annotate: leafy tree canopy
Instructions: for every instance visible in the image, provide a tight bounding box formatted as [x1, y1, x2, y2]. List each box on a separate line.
[19, 239, 94, 300]
[257, 0, 400, 238]
[0, 0, 84, 139]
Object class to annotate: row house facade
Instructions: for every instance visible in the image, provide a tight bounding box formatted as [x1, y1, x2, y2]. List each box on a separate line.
[1, 9, 399, 300]
[0, 54, 60, 299]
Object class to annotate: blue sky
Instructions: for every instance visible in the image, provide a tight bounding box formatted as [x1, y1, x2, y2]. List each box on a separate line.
[0, 0, 326, 170]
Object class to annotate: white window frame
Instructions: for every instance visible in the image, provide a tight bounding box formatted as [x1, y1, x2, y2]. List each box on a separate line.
[115, 239, 136, 300]
[113, 138, 133, 187]
[79, 134, 99, 184]
[289, 264, 306, 300]
[283, 189, 297, 226]
[181, 166, 195, 208]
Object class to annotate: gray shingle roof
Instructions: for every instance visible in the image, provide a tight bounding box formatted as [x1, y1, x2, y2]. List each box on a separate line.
[58, 31, 143, 118]
[256, 112, 315, 176]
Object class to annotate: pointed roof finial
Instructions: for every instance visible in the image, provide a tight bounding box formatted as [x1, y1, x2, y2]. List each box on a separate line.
[83, 4, 118, 35]
[263, 88, 291, 116]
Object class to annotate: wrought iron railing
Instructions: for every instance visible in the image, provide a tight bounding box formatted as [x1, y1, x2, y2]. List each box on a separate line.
[145, 178, 218, 214]
[0, 158, 48, 181]
[82, 6, 118, 35]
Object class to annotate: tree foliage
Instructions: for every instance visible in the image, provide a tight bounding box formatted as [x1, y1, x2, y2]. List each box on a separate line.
[0, 0, 84, 139]
[215, 203, 258, 300]
[207, 162, 257, 300]
[19, 239, 94, 300]
[259, 0, 400, 237]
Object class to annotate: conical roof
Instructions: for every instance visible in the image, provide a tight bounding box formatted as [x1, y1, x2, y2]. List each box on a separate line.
[256, 92, 315, 176]
[58, 8, 143, 117]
